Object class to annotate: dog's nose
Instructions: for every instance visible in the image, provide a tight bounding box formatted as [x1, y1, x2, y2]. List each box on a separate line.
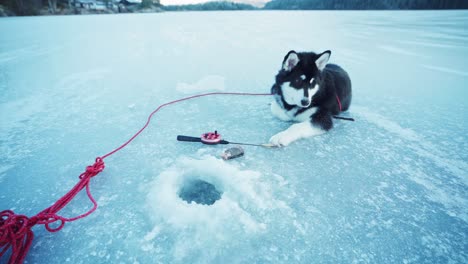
[301, 98, 310, 106]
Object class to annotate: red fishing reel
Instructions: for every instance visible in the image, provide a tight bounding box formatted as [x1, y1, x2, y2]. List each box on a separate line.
[201, 130, 222, 144]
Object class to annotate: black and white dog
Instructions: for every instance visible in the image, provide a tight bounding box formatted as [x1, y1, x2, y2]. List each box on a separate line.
[269, 50, 352, 146]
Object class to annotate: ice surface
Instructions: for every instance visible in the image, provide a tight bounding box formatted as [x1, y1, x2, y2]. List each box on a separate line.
[0, 11, 467, 263]
[176, 75, 225, 94]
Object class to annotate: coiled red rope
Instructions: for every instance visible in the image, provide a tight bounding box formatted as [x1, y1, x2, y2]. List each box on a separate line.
[0, 92, 272, 263]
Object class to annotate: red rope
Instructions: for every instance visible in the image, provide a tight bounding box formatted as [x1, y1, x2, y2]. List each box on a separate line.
[0, 92, 272, 263]
[335, 93, 342, 112]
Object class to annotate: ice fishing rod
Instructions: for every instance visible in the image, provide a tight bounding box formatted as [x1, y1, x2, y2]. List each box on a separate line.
[177, 131, 276, 148]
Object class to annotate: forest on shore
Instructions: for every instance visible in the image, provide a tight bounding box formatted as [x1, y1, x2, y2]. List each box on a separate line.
[1, 0, 467, 17]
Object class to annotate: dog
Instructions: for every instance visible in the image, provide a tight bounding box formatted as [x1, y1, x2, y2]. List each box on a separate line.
[269, 50, 352, 146]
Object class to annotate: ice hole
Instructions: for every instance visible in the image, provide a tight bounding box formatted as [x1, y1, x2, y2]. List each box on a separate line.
[178, 179, 222, 205]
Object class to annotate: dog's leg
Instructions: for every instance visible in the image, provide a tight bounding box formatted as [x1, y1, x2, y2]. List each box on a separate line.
[269, 109, 333, 147]
[311, 108, 333, 131]
[269, 121, 325, 147]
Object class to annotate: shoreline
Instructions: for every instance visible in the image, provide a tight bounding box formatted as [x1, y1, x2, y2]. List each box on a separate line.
[1, 5, 466, 17]
[0, 4, 163, 17]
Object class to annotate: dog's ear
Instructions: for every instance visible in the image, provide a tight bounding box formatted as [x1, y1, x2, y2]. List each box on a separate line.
[315, 50, 331, 71]
[282, 50, 299, 72]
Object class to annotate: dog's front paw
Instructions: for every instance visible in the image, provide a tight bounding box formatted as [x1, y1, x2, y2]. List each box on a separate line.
[269, 131, 294, 147]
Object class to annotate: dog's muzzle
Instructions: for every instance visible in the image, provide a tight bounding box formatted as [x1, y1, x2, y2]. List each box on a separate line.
[300, 98, 310, 107]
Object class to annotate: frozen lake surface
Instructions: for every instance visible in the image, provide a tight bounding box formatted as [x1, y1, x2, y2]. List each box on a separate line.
[1, 10, 467, 263]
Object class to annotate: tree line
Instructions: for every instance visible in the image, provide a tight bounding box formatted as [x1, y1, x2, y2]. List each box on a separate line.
[0, 0, 46, 15]
[0, 0, 159, 16]
[264, 0, 468, 10]
[163, 1, 256, 11]
[1, 0, 467, 16]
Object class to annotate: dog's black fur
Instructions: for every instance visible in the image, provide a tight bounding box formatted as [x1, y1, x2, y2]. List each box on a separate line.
[271, 50, 352, 131]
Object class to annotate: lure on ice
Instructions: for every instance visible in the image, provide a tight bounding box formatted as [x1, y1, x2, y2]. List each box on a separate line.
[177, 131, 276, 148]
[221, 146, 245, 160]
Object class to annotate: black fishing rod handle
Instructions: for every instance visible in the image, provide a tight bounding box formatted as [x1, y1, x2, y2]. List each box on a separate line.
[177, 135, 202, 142]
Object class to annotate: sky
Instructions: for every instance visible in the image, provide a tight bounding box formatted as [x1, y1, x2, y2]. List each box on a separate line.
[160, 0, 269, 7]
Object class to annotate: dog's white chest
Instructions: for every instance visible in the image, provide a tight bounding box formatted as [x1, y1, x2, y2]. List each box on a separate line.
[271, 100, 317, 122]
[293, 107, 318, 121]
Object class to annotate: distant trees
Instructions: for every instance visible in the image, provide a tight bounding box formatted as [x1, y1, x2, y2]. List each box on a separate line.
[1, 0, 42, 15]
[141, 0, 152, 8]
[1, 0, 467, 16]
[264, 0, 468, 10]
[103, 0, 112, 8]
[0, 0, 62, 15]
[48, 0, 57, 13]
[162, 0, 468, 11]
[0, 0, 162, 15]
[163, 1, 256, 11]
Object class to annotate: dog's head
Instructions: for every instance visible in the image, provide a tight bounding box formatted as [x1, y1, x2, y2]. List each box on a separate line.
[273, 50, 331, 108]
